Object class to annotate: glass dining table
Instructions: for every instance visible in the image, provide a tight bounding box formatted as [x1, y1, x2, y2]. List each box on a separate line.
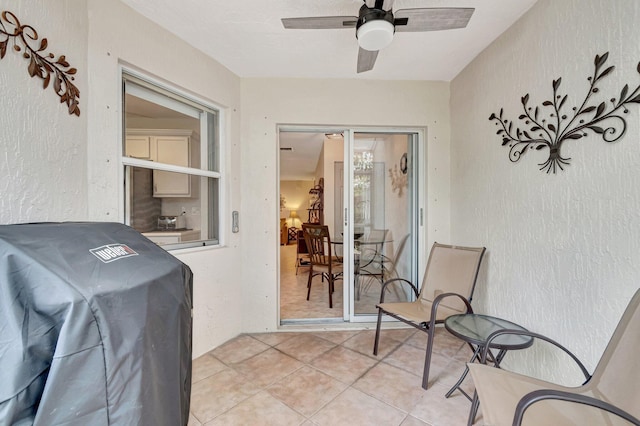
[331, 234, 392, 301]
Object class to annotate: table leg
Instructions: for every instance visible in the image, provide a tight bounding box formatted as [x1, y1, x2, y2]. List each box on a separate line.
[445, 344, 482, 402]
[465, 348, 507, 425]
[448, 346, 508, 425]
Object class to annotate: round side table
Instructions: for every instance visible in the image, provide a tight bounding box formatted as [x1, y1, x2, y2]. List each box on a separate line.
[444, 313, 534, 426]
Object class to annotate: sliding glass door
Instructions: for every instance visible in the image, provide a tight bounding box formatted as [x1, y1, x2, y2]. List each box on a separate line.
[278, 126, 421, 324]
[342, 130, 420, 321]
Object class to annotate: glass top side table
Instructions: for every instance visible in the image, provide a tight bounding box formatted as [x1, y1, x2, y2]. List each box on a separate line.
[444, 313, 534, 426]
[445, 314, 534, 350]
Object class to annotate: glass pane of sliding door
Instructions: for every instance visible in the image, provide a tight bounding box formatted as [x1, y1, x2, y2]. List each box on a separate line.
[349, 132, 416, 318]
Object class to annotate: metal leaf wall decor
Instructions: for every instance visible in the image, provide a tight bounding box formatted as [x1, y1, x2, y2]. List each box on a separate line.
[489, 52, 640, 173]
[0, 10, 80, 116]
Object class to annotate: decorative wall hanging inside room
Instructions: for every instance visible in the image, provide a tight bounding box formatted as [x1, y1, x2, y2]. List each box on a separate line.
[389, 153, 408, 196]
[0, 10, 80, 116]
[489, 52, 640, 173]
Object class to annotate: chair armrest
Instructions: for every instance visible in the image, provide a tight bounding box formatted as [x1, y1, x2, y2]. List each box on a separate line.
[513, 389, 640, 426]
[481, 330, 591, 382]
[425, 292, 474, 328]
[379, 278, 419, 303]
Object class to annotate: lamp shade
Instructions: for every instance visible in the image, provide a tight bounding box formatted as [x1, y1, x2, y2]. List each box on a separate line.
[289, 210, 299, 219]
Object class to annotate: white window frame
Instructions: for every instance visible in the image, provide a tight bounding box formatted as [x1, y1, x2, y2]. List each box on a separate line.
[119, 66, 225, 250]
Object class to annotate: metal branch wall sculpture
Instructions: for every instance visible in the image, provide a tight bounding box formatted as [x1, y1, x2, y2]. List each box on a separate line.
[489, 52, 640, 173]
[0, 10, 80, 116]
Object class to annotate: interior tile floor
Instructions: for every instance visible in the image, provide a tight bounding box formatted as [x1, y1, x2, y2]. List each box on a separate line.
[280, 243, 343, 319]
[188, 327, 483, 425]
[280, 243, 406, 321]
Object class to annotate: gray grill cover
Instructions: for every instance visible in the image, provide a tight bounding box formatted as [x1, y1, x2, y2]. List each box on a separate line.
[0, 222, 192, 425]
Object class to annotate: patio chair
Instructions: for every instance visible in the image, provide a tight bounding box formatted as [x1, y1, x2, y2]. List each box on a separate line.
[468, 288, 640, 426]
[302, 224, 343, 308]
[373, 242, 486, 389]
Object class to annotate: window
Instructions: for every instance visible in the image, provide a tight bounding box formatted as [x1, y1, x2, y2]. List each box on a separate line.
[122, 72, 221, 248]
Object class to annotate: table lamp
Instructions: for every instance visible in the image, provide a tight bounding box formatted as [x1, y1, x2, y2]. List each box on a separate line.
[289, 210, 300, 228]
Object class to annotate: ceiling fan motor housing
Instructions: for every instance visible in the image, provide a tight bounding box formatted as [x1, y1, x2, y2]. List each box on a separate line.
[356, 5, 395, 51]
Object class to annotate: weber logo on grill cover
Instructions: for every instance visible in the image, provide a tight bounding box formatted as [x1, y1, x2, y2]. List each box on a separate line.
[90, 244, 139, 263]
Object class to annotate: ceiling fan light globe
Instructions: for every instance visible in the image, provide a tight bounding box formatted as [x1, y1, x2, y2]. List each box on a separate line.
[356, 19, 394, 51]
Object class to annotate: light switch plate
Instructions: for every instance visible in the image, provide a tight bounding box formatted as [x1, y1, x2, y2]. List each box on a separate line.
[232, 211, 239, 233]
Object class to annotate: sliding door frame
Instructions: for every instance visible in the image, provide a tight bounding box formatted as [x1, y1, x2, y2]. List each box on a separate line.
[277, 124, 427, 325]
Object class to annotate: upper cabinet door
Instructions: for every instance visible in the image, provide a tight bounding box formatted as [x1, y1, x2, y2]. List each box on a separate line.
[153, 136, 191, 197]
[125, 136, 151, 159]
[155, 136, 190, 166]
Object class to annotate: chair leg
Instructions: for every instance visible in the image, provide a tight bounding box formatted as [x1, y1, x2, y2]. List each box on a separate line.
[422, 327, 435, 390]
[373, 308, 383, 355]
[327, 274, 333, 308]
[306, 269, 313, 301]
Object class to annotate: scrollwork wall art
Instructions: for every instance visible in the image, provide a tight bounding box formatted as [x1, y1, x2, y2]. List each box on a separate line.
[0, 10, 80, 116]
[489, 52, 640, 173]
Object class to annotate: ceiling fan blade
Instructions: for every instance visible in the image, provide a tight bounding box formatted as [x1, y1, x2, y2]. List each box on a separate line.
[357, 48, 378, 73]
[394, 8, 474, 32]
[281, 16, 358, 29]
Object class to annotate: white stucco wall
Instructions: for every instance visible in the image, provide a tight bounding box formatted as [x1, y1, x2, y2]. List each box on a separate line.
[240, 78, 451, 332]
[0, 1, 88, 223]
[86, 0, 243, 357]
[451, 0, 640, 381]
[1, 1, 451, 357]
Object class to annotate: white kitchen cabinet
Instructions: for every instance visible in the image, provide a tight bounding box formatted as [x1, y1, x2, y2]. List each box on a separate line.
[125, 130, 193, 197]
[153, 136, 191, 197]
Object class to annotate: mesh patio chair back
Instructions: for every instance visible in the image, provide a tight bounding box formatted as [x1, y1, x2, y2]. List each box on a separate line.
[418, 242, 487, 312]
[468, 288, 640, 426]
[582, 288, 640, 419]
[384, 233, 410, 280]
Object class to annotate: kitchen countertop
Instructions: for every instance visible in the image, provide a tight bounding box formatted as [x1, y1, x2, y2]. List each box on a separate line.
[142, 229, 201, 245]
[143, 229, 195, 236]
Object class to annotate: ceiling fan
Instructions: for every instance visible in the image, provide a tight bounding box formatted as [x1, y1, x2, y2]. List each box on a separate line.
[281, 0, 474, 73]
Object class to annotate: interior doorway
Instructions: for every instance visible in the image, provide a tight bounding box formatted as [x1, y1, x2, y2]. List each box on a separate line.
[278, 126, 421, 325]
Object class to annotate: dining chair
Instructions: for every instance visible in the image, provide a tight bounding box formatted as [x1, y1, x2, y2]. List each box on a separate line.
[373, 242, 486, 389]
[359, 233, 409, 296]
[302, 224, 343, 308]
[468, 288, 640, 426]
[358, 229, 389, 290]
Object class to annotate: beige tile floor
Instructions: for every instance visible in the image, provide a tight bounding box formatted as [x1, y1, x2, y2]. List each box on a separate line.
[188, 327, 483, 425]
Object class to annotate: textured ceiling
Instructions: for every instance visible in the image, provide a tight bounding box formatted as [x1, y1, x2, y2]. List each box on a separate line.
[120, 0, 538, 81]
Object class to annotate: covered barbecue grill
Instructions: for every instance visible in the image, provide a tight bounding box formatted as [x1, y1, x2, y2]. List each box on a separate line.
[0, 222, 193, 425]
